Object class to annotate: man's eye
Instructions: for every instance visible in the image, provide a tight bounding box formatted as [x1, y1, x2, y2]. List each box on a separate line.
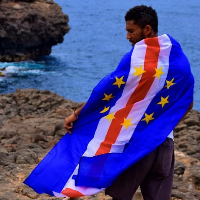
[129, 31, 134, 33]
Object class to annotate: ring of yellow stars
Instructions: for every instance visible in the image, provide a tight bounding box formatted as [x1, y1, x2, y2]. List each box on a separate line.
[121, 118, 133, 130]
[132, 65, 146, 78]
[100, 106, 110, 113]
[165, 78, 175, 89]
[157, 96, 169, 108]
[141, 113, 154, 124]
[102, 93, 114, 101]
[154, 66, 165, 79]
[105, 113, 115, 122]
[113, 76, 125, 88]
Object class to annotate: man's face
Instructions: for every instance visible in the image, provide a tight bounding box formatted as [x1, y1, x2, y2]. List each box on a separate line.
[126, 20, 145, 46]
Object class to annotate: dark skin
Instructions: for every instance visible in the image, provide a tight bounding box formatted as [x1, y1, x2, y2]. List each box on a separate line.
[125, 20, 157, 46]
[64, 102, 86, 134]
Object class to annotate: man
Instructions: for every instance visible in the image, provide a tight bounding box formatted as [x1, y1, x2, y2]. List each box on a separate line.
[24, 5, 193, 200]
[64, 5, 193, 200]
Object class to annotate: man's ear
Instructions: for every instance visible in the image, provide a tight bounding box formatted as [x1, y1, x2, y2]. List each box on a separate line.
[143, 25, 153, 38]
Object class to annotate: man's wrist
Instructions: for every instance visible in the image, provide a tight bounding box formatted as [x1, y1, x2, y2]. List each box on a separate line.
[73, 111, 78, 119]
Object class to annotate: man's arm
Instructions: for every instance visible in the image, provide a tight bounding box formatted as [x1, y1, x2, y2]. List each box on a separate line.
[64, 103, 86, 133]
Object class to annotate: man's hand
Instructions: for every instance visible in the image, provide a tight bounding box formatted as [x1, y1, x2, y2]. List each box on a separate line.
[64, 103, 86, 134]
[64, 113, 77, 134]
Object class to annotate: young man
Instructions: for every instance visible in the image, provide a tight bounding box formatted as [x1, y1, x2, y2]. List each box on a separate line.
[64, 5, 193, 200]
[24, 4, 193, 200]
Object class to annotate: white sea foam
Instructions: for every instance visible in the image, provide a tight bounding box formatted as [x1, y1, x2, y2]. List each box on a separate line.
[22, 69, 42, 74]
[2, 66, 42, 75]
[2, 66, 24, 73]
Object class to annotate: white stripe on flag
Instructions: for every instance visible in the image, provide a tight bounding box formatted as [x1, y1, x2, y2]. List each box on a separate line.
[112, 40, 146, 111]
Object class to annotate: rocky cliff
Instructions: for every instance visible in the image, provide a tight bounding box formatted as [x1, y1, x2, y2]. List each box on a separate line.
[0, 0, 70, 62]
[0, 89, 199, 200]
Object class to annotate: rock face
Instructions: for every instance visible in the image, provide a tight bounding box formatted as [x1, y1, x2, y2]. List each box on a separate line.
[0, 89, 199, 200]
[174, 109, 200, 160]
[0, 89, 82, 199]
[0, 0, 70, 62]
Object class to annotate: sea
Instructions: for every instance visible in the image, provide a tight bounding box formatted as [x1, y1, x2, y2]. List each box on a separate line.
[0, 0, 199, 111]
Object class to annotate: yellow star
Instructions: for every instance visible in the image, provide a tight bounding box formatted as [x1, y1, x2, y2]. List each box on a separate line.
[105, 113, 115, 122]
[153, 66, 165, 79]
[121, 118, 133, 130]
[165, 78, 175, 89]
[102, 93, 114, 101]
[113, 76, 125, 88]
[141, 113, 154, 124]
[157, 96, 169, 108]
[100, 106, 110, 113]
[132, 65, 146, 78]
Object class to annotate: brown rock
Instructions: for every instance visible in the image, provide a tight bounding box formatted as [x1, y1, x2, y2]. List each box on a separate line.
[191, 165, 200, 191]
[184, 117, 200, 126]
[174, 124, 187, 132]
[174, 160, 186, 176]
[0, 0, 70, 62]
[0, 89, 200, 199]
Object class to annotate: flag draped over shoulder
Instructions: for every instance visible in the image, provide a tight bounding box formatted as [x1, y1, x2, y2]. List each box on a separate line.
[24, 34, 194, 197]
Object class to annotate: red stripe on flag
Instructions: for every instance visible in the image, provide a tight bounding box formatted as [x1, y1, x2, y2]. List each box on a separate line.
[95, 106, 131, 155]
[95, 38, 160, 156]
[61, 188, 84, 197]
[126, 38, 161, 106]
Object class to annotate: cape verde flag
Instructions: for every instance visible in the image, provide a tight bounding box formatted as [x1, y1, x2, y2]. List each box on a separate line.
[24, 34, 194, 197]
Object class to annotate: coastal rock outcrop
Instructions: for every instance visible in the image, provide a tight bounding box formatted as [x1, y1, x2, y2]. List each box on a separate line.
[0, 89, 199, 200]
[0, 0, 70, 62]
[174, 109, 200, 160]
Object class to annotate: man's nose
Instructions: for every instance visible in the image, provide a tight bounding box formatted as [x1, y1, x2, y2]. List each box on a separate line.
[126, 32, 131, 39]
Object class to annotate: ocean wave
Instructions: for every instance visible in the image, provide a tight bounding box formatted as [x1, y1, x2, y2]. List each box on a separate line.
[3, 66, 23, 73]
[1, 66, 42, 75]
[21, 69, 42, 74]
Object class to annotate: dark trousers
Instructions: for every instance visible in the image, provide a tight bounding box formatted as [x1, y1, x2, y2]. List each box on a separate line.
[105, 138, 174, 200]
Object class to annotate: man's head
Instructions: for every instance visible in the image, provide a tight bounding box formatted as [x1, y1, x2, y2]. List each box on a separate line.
[125, 5, 158, 46]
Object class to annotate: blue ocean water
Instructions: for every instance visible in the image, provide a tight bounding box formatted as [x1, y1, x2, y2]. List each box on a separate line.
[0, 0, 199, 111]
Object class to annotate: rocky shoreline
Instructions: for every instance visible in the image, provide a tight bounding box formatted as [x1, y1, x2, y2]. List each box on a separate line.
[0, 89, 199, 200]
[0, 0, 70, 62]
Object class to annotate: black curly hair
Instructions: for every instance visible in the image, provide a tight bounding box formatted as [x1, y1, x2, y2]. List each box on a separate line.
[125, 5, 158, 33]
